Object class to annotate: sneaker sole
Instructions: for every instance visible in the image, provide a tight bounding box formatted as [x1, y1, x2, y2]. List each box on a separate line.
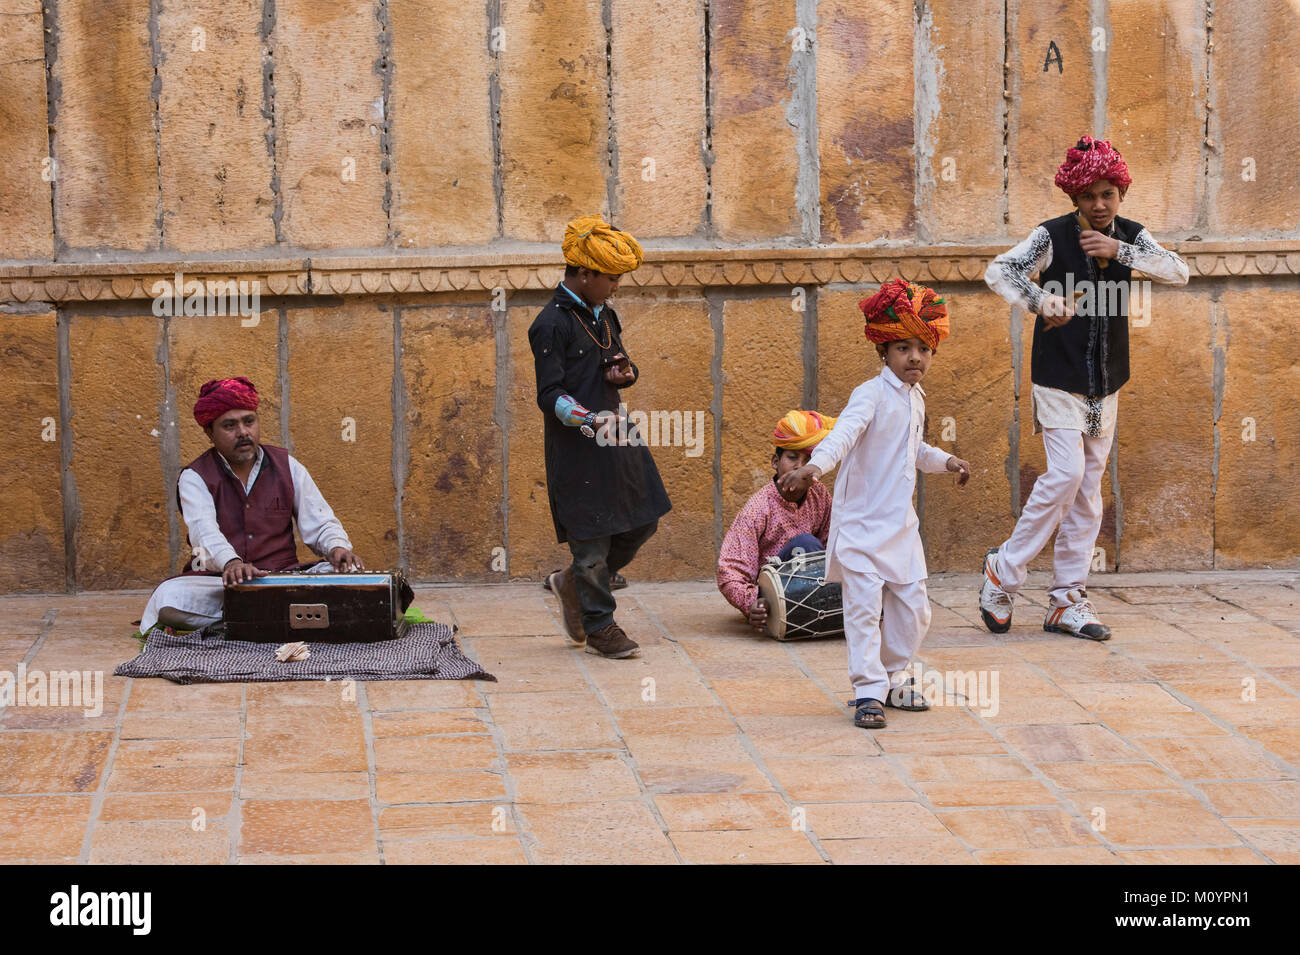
[979, 549, 1013, 634]
[1043, 622, 1111, 642]
[583, 645, 639, 659]
[547, 571, 586, 645]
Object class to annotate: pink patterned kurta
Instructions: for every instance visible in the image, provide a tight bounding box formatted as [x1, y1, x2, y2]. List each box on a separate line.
[717, 479, 833, 614]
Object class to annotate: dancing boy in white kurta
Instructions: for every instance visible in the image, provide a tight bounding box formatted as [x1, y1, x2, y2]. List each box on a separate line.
[780, 281, 970, 729]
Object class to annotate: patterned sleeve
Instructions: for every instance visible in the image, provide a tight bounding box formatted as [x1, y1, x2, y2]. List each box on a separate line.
[1115, 229, 1189, 286]
[985, 226, 1053, 314]
[717, 499, 765, 615]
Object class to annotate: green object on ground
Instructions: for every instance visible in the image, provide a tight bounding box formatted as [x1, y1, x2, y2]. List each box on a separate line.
[403, 606, 435, 625]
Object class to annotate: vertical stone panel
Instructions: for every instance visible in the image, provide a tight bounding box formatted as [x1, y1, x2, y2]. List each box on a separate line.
[287, 303, 397, 569]
[922, 0, 1005, 241]
[0, 312, 64, 591]
[1007, 0, 1095, 237]
[818, 0, 914, 243]
[611, 0, 708, 238]
[401, 306, 503, 580]
[388, 0, 496, 248]
[498, 0, 608, 243]
[1016, 311, 1117, 575]
[710, 0, 801, 240]
[54, 0, 157, 250]
[720, 296, 803, 529]
[168, 314, 282, 468]
[506, 300, 560, 578]
[0, 0, 54, 259]
[1105, 0, 1204, 234]
[68, 313, 171, 588]
[615, 292, 714, 579]
[275, 0, 386, 248]
[1215, 287, 1300, 568]
[1211, 1, 1300, 235]
[920, 288, 1014, 573]
[817, 287, 876, 418]
[1117, 289, 1213, 570]
[159, 0, 276, 251]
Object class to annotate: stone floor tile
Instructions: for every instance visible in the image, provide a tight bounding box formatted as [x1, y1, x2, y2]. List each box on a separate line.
[245, 682, 356, 708]
[623, 731, 753, 765]
[804, 800, 947, 840]
[875, 730, 1008, 756]
[99, 792, 232, 822]
[376, 771, 506, 804]
[1000, 724, 1140, 762]
[615, 705, 735, 738]
[1036, 761, 1181, 792]
[369, 709, 488, 737]
[519, 801, 678, 864]
[90, 819, 230, 864]
[896, 755, 1033, 781]
[243, 706, 367, 773]
[1237, 725, 1300, 764]
[766, 756, 916, 803]
[125, 680, 244, 711]
[241, 799, 376, 854]
[936, 808, 1100, 850]
[975, 847, 1120, 864]
[0, 795, 91, 861]
[372, 735, 499, 773]
[1194, 780, 1300, 816]
[0, 731, 113, 793]
[710, 679, 842, 717]
[1118, 847, 1266, 864]
[735, 715, 881, 758]
[670, 828, 823, 864]
[378, 804, 507, 840]
[1064, 791, 1244, 847]
[919, 780, 1058, 807]
[507, 751, 642, 803]
[489, 692, 620, 751]
[980, 697, 1095, 725]
[119, 710, 241, 740]
[1225, 818, 1300, 863]
[363, 680, 485, 710]
[653, 793, 791, 831]
[383, 837, 527, 865]
[1134, 737, 1289, 781]
[820, 836, 975, 864]
[238, 851, 382, 864]
[1030, 656, 1153, 684]
[636, 762, 774, 795]
[1097, 711, 1230, 738]
[1059, 682, 1192, 713]
[238, 770, 370, 800]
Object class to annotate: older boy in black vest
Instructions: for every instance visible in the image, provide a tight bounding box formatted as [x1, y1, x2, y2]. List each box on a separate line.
[980, 136, 1188, 640]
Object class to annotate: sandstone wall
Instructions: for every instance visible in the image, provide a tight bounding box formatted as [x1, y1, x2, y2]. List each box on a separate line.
[1, 0, 1297, 592]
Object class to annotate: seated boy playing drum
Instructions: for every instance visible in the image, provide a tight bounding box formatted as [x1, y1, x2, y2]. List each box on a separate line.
[717, 411, 836, 633]
[779, 282, 971, 729]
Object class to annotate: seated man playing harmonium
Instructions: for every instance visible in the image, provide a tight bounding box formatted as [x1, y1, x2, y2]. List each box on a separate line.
[138, 376, 364, 634]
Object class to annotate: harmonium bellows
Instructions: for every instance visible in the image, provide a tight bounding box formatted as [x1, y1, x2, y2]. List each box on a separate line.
[224, 571, 415, 643]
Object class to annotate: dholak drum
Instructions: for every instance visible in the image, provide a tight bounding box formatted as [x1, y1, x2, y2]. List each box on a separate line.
[756, 550, 844, 641]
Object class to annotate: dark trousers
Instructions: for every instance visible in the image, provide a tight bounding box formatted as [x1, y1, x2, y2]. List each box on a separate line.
[778, 533, 825, 562]
[568, 519, 658, 634]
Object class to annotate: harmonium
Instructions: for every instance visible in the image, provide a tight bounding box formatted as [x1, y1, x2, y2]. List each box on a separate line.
[224, 571, 415, 643]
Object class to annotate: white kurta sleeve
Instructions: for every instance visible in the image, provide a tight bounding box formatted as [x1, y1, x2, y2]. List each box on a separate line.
[916, 441, 954, 474]
[290, 456, 353, 558]
[1115, 228, 1189, 285]
[809, 383, 877, 475]
[178, 469, 241, 571]
[985, 226, 1053, 314]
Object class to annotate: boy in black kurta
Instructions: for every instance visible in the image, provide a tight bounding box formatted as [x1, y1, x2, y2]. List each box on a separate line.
[981, 136, 1188, 641]
[529, 215, 671, 659]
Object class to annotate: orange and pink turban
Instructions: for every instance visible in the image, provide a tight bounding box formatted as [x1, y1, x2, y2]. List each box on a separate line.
[1054, 136, 1132, 197]
[859, 279, 950, 352]
[773, 410, 837, 451]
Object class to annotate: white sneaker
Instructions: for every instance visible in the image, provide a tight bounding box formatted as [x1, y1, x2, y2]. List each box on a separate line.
[978, 548, 1014, 633]
[1044, 589, 1111, 641]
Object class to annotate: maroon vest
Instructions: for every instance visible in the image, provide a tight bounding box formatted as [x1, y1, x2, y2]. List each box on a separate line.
[181, 445, 299, 575]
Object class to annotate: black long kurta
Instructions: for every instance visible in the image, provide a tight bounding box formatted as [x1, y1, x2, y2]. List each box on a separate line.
[528, 286, 672, 543]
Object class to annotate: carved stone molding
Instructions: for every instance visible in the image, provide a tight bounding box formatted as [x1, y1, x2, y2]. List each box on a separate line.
[2, 242, 1298, 304]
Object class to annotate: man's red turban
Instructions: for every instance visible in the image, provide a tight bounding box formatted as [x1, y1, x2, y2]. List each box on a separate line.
[860, 279, 950, 352]
[1054, 136, 1132, 197]
[193, 377, 259, 427]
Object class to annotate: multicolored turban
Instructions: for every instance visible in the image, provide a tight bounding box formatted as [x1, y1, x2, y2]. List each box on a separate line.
[562, 214, 644, 274]
[773, 410, 837, 451]
[193, 377, 259, 428]
[859, 279, 950, 352]
[1054, 136, 1133, 197]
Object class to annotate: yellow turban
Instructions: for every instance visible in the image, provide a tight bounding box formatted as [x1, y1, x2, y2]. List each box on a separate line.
[562, 215, 644, 275]
[773, 410, 837, 451]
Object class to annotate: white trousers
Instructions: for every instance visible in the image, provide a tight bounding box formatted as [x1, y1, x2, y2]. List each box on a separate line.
[841, 570, 931, 702]
[998, 427, 1113, 606]
[139, 562, 333, 633]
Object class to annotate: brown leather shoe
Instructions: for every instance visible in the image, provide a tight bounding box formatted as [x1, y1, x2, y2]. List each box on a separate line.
[584, 623, 639, 659]
[547, 568, 584, 645]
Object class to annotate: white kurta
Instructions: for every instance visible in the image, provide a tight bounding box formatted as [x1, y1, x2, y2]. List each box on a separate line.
[808, 366, 953, 585]
[139, 447, 353, 633]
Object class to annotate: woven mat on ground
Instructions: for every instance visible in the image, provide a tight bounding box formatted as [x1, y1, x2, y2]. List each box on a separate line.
[115, 622, 495, 685]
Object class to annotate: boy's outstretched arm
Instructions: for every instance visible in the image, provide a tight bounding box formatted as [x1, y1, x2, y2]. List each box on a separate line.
[1115, 229, 1189, 285]
[985, 227, 1053, 313]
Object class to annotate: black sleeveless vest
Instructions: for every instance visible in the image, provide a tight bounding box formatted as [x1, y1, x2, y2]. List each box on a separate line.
[1032, 212, 1143, 397]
